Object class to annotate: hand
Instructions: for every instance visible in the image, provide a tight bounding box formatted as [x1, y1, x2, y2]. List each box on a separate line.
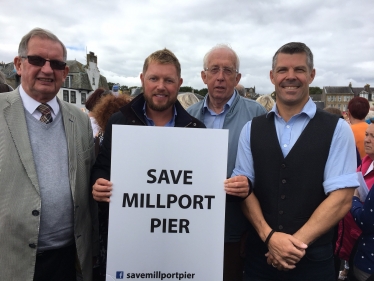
[92, 178, 113, 202]
[265, 232, 307, 269]
[354, 188, 360, 198]
[224, 176, 249, 198]
[266, 253, 289, 271]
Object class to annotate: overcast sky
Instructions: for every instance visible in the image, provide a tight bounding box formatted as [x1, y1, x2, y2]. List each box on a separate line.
[1, 0, 373, 94]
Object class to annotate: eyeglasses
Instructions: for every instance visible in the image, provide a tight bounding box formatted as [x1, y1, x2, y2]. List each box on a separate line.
[21, 55, 66, 70]
[205, 66, 238, 76]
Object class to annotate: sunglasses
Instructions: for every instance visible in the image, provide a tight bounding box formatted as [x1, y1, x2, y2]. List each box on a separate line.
[21, 55, 66, 70]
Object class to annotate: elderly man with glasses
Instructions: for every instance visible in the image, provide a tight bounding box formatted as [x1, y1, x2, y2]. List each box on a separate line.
[187, 44, 267, 281]
[0, 27, 98, 280]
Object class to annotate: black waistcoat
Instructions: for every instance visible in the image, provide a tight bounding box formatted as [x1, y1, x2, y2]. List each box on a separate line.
[250, 109, 339, 246]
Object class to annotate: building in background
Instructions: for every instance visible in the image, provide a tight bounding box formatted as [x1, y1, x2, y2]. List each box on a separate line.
[245, 86, 258, 99]
[322, 83, 372, 112]
[0, 62, 20, 89]
[59, 52, 109, 111]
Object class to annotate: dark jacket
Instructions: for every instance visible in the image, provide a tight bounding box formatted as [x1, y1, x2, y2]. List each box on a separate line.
[91, 93, 205, 183]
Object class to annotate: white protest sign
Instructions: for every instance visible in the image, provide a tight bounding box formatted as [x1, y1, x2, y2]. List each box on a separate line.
[106, 125, 228, 281]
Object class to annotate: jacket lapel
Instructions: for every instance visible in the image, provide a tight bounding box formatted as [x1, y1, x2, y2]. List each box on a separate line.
[4, 90, 40, 193]
[59, 99, 77, 197]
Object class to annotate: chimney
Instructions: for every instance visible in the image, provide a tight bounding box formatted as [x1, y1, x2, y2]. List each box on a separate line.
[86, 51, 97, 66]
[364, 84, 370, 92]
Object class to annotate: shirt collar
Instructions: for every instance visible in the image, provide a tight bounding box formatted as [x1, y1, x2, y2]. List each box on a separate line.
[203, 90, 237, 113]
[19, 85, 60, 116]
[364, 161, 374, 176]
[267, 97, 316, 119]
[142, 101, 177, 127]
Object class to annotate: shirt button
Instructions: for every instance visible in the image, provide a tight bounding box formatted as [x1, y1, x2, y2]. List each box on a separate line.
[283, 144, 288, 148]
[286, 125, 290, 128]
[278, 225, 283, 230]
[32, 210, 39, 216]
[29, 243, 36, 249]
[282, 179, 286, 184]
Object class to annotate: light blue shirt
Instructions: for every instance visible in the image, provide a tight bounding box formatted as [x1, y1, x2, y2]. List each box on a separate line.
[202, 91, 236, 129]
[232, 98, 359, 194]
[143, 102, 176, 127]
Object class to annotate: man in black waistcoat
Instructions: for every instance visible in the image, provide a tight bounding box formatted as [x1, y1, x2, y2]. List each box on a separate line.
[231, 42, 359, 280]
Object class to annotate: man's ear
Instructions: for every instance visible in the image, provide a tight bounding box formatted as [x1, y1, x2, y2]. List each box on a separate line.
[270, 70, 275, 85]
[201, 70, 207, 85]
[235, 73, 241, 85]
[62, 66, 69, 81]
[308, 68, 316, 84]
[14, 56, 23, 76]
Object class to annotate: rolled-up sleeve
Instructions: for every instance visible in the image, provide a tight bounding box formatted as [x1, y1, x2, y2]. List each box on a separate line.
[323, 119, 359, 194]
[231, 121, 255, 185]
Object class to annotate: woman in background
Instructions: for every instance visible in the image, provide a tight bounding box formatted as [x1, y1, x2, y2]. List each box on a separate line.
[85, 88, 112, 137]
[91, 93, 131, 281]
[256, 94, 275, 112]
[347, 97, 370, 159]
[177, 93, 199, 109]
[350, 121, 374, 281]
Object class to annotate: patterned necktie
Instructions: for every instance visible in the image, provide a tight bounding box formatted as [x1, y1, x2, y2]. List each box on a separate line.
[37, 103, 53, 124]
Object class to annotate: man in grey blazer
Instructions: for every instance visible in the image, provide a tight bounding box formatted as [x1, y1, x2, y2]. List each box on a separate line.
[0, 28, 98, 280]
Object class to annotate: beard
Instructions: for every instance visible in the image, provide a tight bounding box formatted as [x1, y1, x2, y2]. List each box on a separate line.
[144, 92, 177, 112]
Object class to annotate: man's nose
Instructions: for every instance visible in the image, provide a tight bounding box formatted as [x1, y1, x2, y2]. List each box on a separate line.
[156, 80, 166, 90]
[286, 69, 297, 80]
[216, 69, 225, 81]
[41, 61, 54, 73]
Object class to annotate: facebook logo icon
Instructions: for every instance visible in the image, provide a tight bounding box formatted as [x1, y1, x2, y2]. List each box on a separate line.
[116, 271, 124, 279]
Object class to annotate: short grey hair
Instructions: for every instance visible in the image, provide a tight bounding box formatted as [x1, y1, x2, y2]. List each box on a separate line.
[272, 42, 313, 71]
[203, 44, 240, 71]
[18, 27, 67, 61]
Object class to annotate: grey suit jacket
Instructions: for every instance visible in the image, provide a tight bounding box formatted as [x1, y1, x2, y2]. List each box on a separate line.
[0, 89, 98, 280]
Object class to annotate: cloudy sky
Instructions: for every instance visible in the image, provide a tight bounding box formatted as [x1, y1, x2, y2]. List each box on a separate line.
[1, 0, 373, 94]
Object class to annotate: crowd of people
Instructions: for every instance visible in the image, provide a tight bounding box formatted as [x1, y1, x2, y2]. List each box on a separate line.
[0, 27, 373, 281]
